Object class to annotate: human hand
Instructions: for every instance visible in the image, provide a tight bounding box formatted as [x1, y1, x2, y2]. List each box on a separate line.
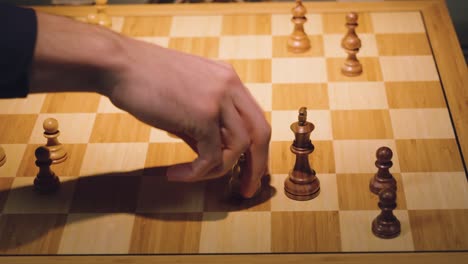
[106, 39, 271, 198]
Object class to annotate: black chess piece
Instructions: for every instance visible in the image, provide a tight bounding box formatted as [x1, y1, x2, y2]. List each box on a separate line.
[369, 146, 397, 195]
[284, 107, 320, 201]
[372, 188, 401, 239]
[34, 146, 60, 194]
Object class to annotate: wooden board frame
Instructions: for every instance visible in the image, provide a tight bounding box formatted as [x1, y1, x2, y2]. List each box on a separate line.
[2, 1, 467, 263]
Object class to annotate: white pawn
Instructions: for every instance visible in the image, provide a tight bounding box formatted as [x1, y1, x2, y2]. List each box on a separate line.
[0, 145, 6, 167]
[43, 118, 67, 164]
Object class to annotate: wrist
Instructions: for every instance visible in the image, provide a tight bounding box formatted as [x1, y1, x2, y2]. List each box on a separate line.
[30, 12, 130, 96]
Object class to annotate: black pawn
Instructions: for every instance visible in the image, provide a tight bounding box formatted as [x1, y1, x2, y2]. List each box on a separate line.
[369, 146, 396, 195]
[372, 188, 401, 239]
[34, 146, 60, 194]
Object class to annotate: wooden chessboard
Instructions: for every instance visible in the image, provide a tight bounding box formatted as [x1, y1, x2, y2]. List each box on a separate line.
[1, 1, 467, 263]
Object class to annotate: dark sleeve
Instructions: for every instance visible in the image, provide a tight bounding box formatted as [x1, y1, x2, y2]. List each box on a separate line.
[0, 4, 37, 98]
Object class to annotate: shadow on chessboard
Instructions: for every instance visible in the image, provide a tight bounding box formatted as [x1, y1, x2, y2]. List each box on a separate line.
[0, 167, 276, 251]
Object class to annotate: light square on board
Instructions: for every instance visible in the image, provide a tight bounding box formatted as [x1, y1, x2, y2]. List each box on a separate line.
[134, 36, 170, 48]
[270, 174, 339, 211]
[271, 211, 341, 252]
[403, 172, 468, 210]
[246, 83, 272, 111]
[0, 177, 13, 211]
[0, 214, 66, 254]
[376, 33, 432, 56]
[390, 109, 455, 139]
[227, 59, 271, 83]
[323, 34, 378, 57]
[41, 92, 100, 113]
[272, 83, 328, 110]
[80, 143, 148, 176]
[385, 81, 446, 109]
[149, 128, 183, 143]
[0, 115, 37, 144]
[70, 175, 140, 213]
[121, 16, 172, 37]
[328, 82, 387, 110]
[271, 110, 332, 141]
[58, 213, 135, 254]
[272, 58, 327, 83]
[0, 94, 45, 114]
[333, 140, 400, 173]
[322, 12, 373, 34]
[339, 210, 414, 252]
[380, 56, 439, 81]
[129, 213, 202, 253]
[219, 36, 271, 59]
[409, 209, 468, 250]
[89, 113, 151, 143]
[97, 96, 125, 113]
[17, 144, 86, 177]
[144, 143, 196, 169]
[222, 15, 271, 35]
[331, 110, 393, 139]
[396, 139, 464, 172]
[327, 57, 382, 82]
[199, 212, 270, 253]
[137, 176, 204, 213]
[371, 12, 425, 33]
[29, 113, 96, 144]
[111, 16, 124, 33]
[203, 176, 271, 212]
[271, 14, 323, 36]
[171, 16, 221, 37]
[272, 35, 324, 58]
[336, 173, 406, 210]
[270, 141, 335, 174]
[169, 37, 219, 58]
[2, 177, 76, 214]
[0, 144, 26, 177]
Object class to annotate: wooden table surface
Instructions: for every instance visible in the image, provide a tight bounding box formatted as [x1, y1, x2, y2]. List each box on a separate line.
[2, 1, 468, 263]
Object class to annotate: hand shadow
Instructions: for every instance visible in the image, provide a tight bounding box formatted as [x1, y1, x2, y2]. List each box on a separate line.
[0, 166, 276, 254]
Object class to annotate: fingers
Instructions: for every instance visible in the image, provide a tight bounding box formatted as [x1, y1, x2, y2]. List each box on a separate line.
[167, 99, 249, 182]
[166, 120, 222, 181]
[232, 85, 271, 198]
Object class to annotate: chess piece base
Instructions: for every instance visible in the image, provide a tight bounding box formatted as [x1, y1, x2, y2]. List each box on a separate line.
[34, 174, 60, 194]
[87, 12, 112, 28]
[372, 216, 401, 239]
[287, 36, 311, 53]
[0, 146, 5, 167]
[369, 176, 397, 195]
[341, 59, 362, 77]
[284, 175, 320, 201]
[48, 145, 68, 164]
[0, 155, 5, 167]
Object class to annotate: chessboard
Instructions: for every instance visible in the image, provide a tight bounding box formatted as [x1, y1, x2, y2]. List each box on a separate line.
[0, 1, 467, 263]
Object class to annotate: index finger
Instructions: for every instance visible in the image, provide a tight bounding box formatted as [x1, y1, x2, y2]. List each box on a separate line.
[231, 84, 271, 198]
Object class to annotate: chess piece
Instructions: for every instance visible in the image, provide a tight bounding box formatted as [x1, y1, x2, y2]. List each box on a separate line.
[372, 188, 401, 239]
[43, 118, 68, 164]
[228, 153, 262, 199]
[369, 146, 397, 195]
[284, 107, 320, 201]
[34, 146, 60, 194]
[287, 0, 311, 53]
[87, 0, 112, 28]
[341, 12, 362, 76]
[0, 145, 6, 167]
[228, 153, 246, 199]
